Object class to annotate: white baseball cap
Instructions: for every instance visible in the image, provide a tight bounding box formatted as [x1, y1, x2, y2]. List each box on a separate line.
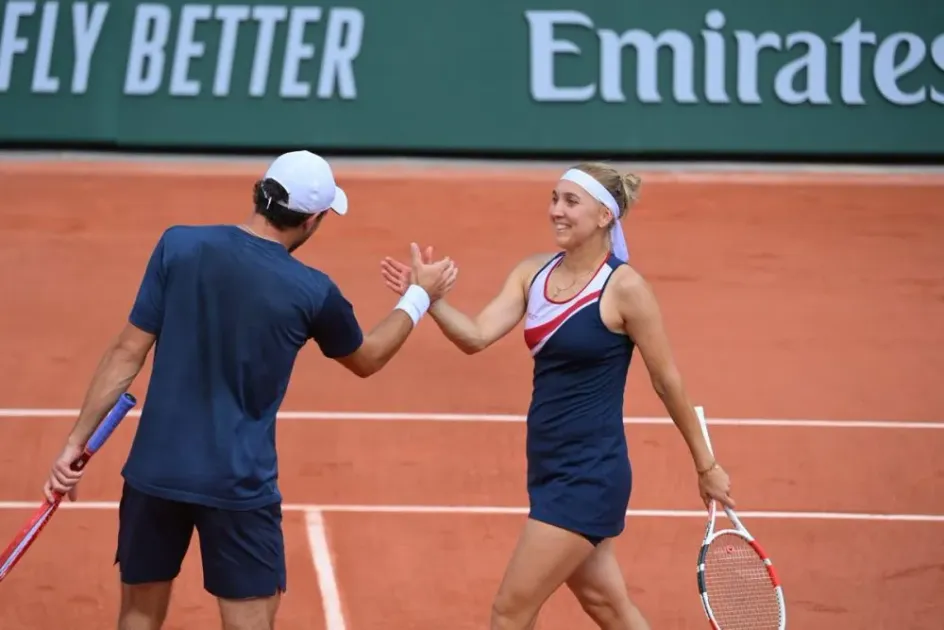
[263, 150, 348, 216]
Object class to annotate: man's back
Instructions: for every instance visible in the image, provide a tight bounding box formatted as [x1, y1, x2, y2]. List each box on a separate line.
[121, 224, 363, 509]
[41, 151, 458, 625]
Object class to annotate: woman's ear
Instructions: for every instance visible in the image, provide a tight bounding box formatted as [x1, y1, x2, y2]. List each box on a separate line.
[597, 203, 614, 229]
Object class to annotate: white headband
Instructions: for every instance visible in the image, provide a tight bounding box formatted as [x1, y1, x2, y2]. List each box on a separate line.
[559, 168, 629, 261]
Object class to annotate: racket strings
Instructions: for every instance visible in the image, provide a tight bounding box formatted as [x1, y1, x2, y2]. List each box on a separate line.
[704, 533, 783, 629]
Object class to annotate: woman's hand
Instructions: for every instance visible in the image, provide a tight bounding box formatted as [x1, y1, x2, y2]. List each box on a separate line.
[698, 463, 735, 511]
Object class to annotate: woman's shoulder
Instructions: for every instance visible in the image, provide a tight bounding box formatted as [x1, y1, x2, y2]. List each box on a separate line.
[512, 252, 561, 287]
[522, 251, 561, 269]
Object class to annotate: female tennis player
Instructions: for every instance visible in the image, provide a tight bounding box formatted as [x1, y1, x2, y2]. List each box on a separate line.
[379, 162, 735, 630]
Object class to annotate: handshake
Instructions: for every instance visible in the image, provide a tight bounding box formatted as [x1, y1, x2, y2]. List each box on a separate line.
[380, 242, 458, 303]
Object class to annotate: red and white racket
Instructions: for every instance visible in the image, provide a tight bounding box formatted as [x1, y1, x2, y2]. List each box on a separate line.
[694, 405, 786, 629]
[0, 393, 137, 584]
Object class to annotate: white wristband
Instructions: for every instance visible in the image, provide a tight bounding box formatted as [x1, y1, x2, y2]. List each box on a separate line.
[395, 284, 431, 327]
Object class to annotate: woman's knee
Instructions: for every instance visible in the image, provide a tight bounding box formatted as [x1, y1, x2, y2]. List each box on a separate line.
[490, 581, 539, 628]
[490, 519, 596, 628]
[571, 582, 622, 626]
[566, 542, 634, 628]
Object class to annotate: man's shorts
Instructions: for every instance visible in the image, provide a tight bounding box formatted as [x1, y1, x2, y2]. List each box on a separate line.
[114, 481, 286, 599]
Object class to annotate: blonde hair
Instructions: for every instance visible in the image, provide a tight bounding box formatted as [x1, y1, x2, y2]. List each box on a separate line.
[571, 162, 642, 219]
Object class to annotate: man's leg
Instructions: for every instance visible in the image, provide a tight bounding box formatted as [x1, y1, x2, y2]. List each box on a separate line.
[114, 482, 195, 630]
[194, 501, 286, 630]
[217, 595, 282, 630]
[117, 583, 176, 630]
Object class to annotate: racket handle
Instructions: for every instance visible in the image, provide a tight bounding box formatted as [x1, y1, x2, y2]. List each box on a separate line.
[69, 393, 137, 472]
[694, 405, 715, 457]
[70, 455, 91, 473]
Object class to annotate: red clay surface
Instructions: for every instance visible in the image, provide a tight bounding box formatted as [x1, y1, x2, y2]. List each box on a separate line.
[0, 162, 943, 628]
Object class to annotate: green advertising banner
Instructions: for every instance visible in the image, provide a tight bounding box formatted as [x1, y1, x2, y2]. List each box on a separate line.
[0, 1, 942, 156]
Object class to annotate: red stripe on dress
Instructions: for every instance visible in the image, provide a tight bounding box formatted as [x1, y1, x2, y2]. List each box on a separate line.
[524, 290, 601, 350]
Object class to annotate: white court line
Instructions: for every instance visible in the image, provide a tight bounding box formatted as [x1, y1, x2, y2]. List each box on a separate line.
[305, 510, 347, 630]
[0, 408, 940, 429]
[1, 501, 942, 522]
[2, 154, 944, 186]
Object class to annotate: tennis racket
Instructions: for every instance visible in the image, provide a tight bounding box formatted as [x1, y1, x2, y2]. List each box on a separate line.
[694, 405, 786, 629]
[0, 392, 137, 584]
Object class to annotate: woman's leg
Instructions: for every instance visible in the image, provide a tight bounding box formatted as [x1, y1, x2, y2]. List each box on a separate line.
[490, 518, 596, 630]
[565, 539, 651, 630]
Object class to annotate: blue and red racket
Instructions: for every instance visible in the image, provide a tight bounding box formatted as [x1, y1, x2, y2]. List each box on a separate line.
[0, 392, 137, 583]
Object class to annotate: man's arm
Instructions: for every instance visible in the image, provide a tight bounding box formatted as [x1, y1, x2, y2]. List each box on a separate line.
[313, 245, 457, 378]
[333, 309, 416, 378]
[45, 323, 155, 502]
[65, 323, 155, 446]
[45, 231, 167, 502]
[307, 282, 414, 378]
[71, 230, 166, 444]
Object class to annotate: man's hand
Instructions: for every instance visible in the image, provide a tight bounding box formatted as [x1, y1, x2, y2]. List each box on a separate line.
[404, 244, 456, 301]
[43, 442, 85, 503]
[331, 244, 458, 379]
[382, 245, 440, 297]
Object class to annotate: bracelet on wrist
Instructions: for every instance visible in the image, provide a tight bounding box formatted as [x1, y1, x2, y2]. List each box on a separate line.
[697, 461, 719, 476]
[394, 284, 431, 327]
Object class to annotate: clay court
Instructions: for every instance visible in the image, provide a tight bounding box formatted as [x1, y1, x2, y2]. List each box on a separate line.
[0, 157, 942, 629]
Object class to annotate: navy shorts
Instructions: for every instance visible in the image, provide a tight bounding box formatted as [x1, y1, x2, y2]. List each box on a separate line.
[114, 481, 286, 600]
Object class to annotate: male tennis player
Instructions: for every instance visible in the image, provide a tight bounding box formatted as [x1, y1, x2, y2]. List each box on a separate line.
[42, 151, 456, 630]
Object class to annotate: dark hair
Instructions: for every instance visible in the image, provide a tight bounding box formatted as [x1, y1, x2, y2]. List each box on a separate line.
[253, 178, 312, 230]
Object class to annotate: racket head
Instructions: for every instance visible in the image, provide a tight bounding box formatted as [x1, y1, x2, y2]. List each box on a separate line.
[697, 527, 786, 630]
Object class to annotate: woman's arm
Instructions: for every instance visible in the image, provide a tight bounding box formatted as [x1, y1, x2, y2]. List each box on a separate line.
[380, 252, 550, 355]
[612, 267, 735, 508]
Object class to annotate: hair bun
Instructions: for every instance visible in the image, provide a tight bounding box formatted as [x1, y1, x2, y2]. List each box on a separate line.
[620, 173, 642, 205]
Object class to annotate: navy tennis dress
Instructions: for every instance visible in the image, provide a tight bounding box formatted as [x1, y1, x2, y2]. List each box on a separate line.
[522, 252, 635, 544]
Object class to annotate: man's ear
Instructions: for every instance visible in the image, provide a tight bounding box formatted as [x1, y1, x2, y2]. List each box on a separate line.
[308, 213, 326, 230]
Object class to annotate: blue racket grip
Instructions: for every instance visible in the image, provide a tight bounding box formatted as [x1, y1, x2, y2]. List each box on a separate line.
[70, 392, 137, 472]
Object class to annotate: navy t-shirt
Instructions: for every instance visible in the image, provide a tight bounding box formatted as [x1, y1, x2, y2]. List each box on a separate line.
[121, 225, 364, 509]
